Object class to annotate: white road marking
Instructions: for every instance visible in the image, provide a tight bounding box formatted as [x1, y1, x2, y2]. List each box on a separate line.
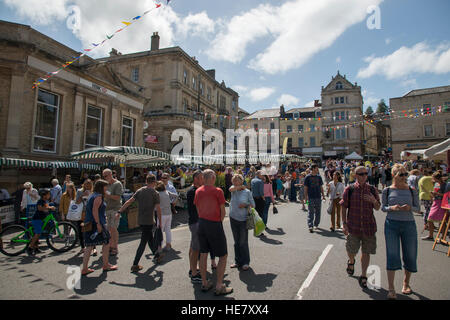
[295, 244, 333, 300]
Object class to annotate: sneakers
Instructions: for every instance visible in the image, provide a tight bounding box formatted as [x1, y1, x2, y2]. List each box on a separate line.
[190, 273, 202, 283]
[309, 227, 314, 233]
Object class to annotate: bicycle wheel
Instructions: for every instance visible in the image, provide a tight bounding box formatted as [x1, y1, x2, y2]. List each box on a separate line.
[0, 224, 29, 256]
[46, 221, 79, 253]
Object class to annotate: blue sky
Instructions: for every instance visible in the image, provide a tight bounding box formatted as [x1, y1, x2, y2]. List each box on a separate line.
[1, 0, 449, 113]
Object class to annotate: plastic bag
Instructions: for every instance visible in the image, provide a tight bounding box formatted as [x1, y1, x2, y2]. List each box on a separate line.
[253, 212, 266, 237]
[247, 208, 256, 230]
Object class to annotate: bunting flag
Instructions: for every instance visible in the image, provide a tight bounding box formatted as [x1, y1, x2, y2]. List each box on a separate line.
[31, 1, 169, 90]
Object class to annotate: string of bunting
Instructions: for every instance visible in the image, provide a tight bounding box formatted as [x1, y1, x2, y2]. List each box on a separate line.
[238, 104, 446, 134]
[31, 0, 172, 89]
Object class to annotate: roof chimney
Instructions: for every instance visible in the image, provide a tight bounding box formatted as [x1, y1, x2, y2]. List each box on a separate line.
[206, 69, 216, 79]
[151, 32, 160, 51]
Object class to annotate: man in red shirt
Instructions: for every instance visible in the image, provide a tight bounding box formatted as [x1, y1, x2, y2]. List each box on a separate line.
[194, 169, 232, 296]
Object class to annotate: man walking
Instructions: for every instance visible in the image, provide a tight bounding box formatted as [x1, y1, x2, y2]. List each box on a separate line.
[187, 170, 204, 283]
[118, 174, 162, 272]
[195, 169, 232, 296]
[341, 166, 381, 288]
[251, 170, 265, 222]
[103, 169, 124, 257]
[304, 164, 326, 233]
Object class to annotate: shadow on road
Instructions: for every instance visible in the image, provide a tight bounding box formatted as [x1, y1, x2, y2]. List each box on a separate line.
[258, 234, 283, 245]
[75, 271, 107, 295]
[192, 273, 235, 301]
[314, 228, 345, 240]
[265, 228, 286, 236]
[362, 286, 431, 300]
[238, 267, 277, 293]
[109, 264, 164, 292]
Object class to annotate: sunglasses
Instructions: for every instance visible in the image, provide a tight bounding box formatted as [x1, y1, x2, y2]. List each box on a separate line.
[398, 173, 408, 177]
[356, 172, 368, 176]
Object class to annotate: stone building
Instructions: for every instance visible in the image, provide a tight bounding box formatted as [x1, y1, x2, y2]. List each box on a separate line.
[389, 85, 450, 161]
[96, 32, 240, 154]
[0, 20, 145, 188]
[321, 71, 364, 158]
[280, 103, 323, 158]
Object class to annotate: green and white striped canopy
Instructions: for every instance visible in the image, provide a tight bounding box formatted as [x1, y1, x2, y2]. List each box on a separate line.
[71, 146, 171, 167]
[0, 157, 101, 170]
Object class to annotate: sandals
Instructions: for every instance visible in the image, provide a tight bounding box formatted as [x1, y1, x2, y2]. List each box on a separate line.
[402, 285, 413, 295]
[215, 285, 233, 296]
[387, 290, 397, 300]
[201, 281, 214, 292]
[346, 259, 355, 276]
[358, 276, 368, 288]
[81, 268, 94, 276]
[230, 264, 239, 269]
[211, 264, 217, 270]
[110, 248, 118, 256]
[102, 265, 118, 272]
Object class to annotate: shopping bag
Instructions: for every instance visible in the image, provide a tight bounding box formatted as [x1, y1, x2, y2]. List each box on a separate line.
[253, 213, 266, 237]
[327, 201, 333, 215]
[150, 225, 163, 254]
[66, 200, 83, 221]
[246, 208, 256, 230]
[273, 205, 278, 214]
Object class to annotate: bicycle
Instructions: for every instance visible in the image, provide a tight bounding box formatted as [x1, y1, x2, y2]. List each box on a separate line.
[0, 211, 79, 257]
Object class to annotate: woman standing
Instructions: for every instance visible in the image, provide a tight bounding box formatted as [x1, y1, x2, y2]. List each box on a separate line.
[422, 171, 448, 240]
[20, 182, 40, 214]
[283, 172, 291, 201]
[381, 164, 419, 300]
[75, 179, 93, 254]
[262, 175, 275, 229]
[59, 183, 76, 222]
[229, 174, 255, 271]
[81, 180, 117, 276]
[327, 172, 344, 231]
[296, 172, 307, 211]
[155, 181, 178, 251]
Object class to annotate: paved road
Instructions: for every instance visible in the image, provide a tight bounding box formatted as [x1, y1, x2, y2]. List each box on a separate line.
[1, 189, 449, 300]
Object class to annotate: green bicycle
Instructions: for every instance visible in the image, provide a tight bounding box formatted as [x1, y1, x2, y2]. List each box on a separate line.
[0, 212, 79, 257]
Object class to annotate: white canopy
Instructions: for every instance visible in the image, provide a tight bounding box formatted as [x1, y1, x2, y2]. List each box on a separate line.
[424, 138, 450, 159]
[345, 152, 363, 160]
[400, 149, 426, 160]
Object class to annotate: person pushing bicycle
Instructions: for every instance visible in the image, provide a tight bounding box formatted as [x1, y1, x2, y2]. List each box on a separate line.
[28, 189, 56, 256]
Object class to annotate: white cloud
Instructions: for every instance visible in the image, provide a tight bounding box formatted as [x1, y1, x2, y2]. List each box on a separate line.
[357, 42, 450, 79]
[304, 100, 315, 108]
[4, 0, 70, 25]
[277, 94, 299, 107]
[248, 87, 276, 102]
[336, 56, 341, 64]
[232, 85, 249, 93]
[362, 90, 379, 109]
[5, 0, 216, 58]
[385, 38, 392, 45]
[207, 0, 383, 74]
[400, 78, 417, 89]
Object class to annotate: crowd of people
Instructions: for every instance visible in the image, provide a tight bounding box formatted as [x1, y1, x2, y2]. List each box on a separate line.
[1, 157, 449, 299]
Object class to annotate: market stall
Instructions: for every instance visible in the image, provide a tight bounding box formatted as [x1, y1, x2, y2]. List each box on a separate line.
[70, 146, 171, 233]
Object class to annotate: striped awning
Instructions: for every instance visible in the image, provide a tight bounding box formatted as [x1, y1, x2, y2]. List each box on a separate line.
[71, 146, 171, 167]
[0, 158, 101, 170]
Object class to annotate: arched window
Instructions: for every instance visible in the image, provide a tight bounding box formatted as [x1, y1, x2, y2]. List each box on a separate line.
[336, 82, 343, 90]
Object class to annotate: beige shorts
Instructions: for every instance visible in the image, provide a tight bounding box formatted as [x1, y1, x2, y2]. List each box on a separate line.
[106, 210, 120, 229]
[346, 234, 377, 255]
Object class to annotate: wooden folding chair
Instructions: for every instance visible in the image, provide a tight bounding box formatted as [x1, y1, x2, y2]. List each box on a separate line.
[432, 210, 450, 256]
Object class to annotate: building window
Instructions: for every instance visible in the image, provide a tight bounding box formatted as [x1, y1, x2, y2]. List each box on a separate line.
[183, 70, 188, 85]
[298, 137, 304, 147]
[232, 99, 237, 111]
[33, 89, 60, 153]
[310, 137, 316, 147]
[294, 112, 299, 119]
[220, 96, 226, 110]
[85, 105, 103, 148]
[340, 97, 345, 104]
[182, 98, 188, 113]
[287, 138, 292, 149]
[192, 76, 196, 90]
[424, 124, 433, 137]
[298, 125, 304, 132]
[310, 124, 315, 132]
[335, 97, 339, 104]
[131, 67, 139, 83]
[287, 125, 292, 133]
[446, 123, 450, 136]
[199, 82, 204, 96]
[336, 128, 346, 140]
[122, 117, 134, 146]
[270, 122, 275, 130]
[207, 87, 212, 101]
[336, 82, 343, 90]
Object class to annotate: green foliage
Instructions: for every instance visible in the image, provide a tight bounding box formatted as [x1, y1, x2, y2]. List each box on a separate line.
[376, 99, 389, 114]
[215, 172, 225, 188]
[365, 106, 374, 115]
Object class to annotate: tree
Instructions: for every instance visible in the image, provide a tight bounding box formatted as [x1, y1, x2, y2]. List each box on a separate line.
[365, 106, 374, 116]
[376, 99, 390, 114]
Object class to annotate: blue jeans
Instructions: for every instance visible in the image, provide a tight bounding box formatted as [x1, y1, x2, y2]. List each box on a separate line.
[308, 198, 322, 228]
[384, 219, 418, 272]
[263, 197, 272, 226]
[230, 217, 250, 266]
